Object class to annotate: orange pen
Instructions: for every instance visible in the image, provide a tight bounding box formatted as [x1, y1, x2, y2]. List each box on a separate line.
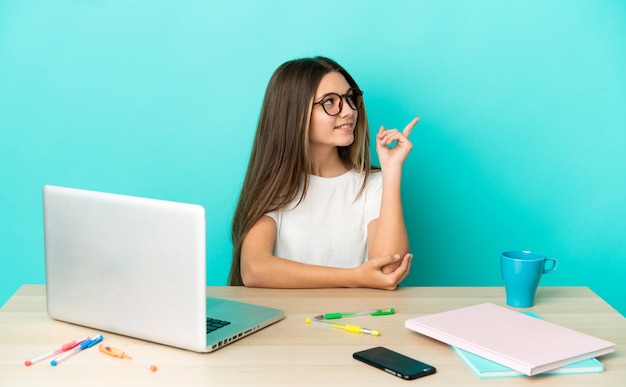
[99, 344, 157, 372]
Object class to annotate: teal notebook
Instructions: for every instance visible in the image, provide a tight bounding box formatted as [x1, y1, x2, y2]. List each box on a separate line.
[451, 312, 604, 378]
[451, 346, 604, 378]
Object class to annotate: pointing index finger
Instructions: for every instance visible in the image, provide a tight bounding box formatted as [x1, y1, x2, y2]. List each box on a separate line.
[403, 117, 420, 138]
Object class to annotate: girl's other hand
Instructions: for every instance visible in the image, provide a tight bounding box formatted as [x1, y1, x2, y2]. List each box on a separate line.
[356, 253, 412, 290]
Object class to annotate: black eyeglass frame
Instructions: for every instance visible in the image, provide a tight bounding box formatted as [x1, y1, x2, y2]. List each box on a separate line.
[313, 88, 364, 116]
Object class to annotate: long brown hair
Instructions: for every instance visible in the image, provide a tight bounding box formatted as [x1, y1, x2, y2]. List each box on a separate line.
[228, 56, 375, 285]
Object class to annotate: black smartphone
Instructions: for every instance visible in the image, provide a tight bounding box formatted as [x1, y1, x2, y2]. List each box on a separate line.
[353, 346, 436, 380]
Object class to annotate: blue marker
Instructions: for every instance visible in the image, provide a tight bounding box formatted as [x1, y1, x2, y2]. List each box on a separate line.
[50, 334, 104, 366]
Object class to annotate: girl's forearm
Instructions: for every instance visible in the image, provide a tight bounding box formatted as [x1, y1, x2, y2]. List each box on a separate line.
[369, 168, 409, 257]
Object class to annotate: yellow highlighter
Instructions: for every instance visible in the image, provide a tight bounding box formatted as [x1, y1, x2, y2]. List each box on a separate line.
[305, 317, 380, 336]
[99, 344, 157, 372]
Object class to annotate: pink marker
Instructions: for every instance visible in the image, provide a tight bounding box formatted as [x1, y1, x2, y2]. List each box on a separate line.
[24, 336, 89, 366]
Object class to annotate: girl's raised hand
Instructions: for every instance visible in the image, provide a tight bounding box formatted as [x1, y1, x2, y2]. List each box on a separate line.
[375, 117, 419, 170]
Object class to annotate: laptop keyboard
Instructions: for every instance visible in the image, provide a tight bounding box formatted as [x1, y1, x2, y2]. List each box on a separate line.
[206, 317, 231, 334]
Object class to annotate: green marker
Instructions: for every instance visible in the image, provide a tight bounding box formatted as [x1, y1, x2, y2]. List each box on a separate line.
[314, 308, 395, 320]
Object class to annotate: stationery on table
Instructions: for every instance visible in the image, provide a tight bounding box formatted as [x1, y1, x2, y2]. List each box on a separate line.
[306, 307, 394, 335]
[314, 308, 394, 320]
[24, 336, 90, 366]
[405, 303, 615, 376]
[306, 317, 380, 336]
[99, 344, 157, 372]
[50, 334, 104, 366]
[449, 311, 604, 378]
[451, 346, 604, 378]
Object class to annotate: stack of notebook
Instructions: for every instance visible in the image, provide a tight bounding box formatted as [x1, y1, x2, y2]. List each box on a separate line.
[405, 303, 615, 378]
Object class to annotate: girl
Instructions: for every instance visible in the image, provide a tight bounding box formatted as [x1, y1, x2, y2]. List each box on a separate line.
[229, 56, 417, 290]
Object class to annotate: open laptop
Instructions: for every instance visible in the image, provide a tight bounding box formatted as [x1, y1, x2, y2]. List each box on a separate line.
[43, 185, 284, 353]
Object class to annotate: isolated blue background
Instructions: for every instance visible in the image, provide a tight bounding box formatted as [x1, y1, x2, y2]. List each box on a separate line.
[1, 1, 624, 316]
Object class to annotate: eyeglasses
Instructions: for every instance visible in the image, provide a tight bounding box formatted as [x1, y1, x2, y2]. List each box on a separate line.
[313, 88, 363, 116]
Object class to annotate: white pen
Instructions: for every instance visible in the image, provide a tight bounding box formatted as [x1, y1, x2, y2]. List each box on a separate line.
[24, 336, 89, 366]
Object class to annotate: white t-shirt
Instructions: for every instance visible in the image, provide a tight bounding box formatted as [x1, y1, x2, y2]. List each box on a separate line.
[266, 170, 383, 268]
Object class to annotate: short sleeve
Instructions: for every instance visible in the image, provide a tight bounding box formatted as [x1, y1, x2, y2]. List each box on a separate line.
[265, 210, 277, 221]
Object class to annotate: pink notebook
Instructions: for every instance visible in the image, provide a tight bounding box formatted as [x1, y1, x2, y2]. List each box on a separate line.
[405, 303, 615, 376]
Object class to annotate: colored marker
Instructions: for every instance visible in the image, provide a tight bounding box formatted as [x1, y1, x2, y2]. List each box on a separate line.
[50, 334, 104, 366]
[306, 317, 380, 336]
[99, 344, 157, 372]
[314, 308, 395, 320]
[24, 336, 90, 366]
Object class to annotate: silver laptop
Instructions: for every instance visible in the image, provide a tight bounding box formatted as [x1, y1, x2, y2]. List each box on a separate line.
[43, 185, 284, 353]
